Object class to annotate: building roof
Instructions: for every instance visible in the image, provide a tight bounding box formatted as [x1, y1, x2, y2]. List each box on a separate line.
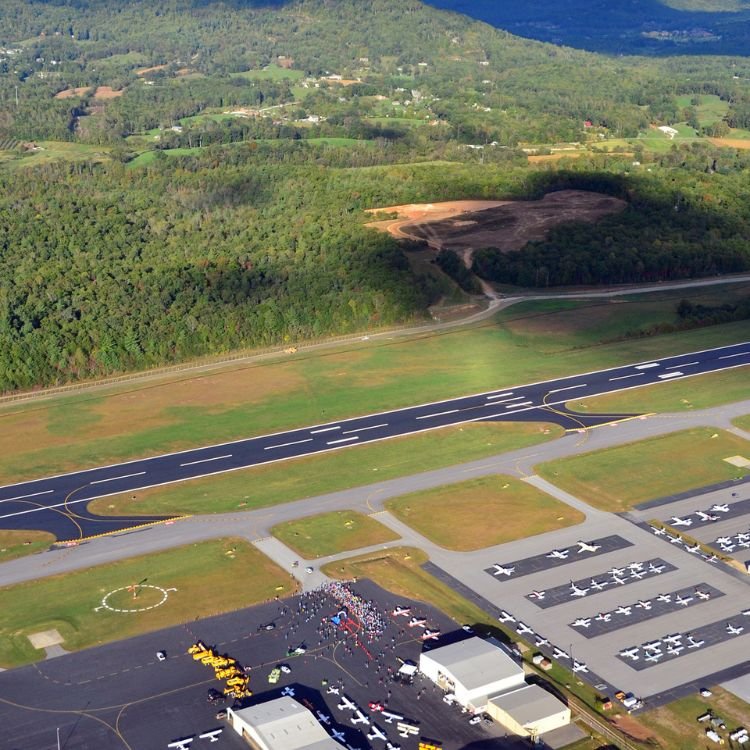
[489, 684, 568, 726]
[420, 637, 523, 691]
[231, 697, 343, 750]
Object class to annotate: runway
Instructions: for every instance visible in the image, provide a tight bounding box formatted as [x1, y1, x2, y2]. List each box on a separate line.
[0, 341, 747, 540]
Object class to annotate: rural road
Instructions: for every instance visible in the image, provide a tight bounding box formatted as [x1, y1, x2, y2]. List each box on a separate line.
[0, 342, 747, 539]
[0, 396, 748, 590]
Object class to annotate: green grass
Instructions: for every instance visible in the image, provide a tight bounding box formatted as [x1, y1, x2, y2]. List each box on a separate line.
[179, 112, 239, 126]
[88, 422, 560, 518]
[0, 530, 55, 564]
[568, 366, 749, 416]
[0, 141, 111, 170]
[0, 538, 296, 668]
[734, 414, 750, 431]
[385, 475, 584, 551]
[231, 64, 304, 81]
[271, 511, 399, 558]
[127, 146, 204, 167]
[674, 94, 729, 127]
[537, 427, 750, 512]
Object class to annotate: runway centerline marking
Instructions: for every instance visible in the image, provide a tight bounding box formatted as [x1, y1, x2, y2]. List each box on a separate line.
[90, 471, 146, 485]
[342, 423, 388, 435]
[666, 361, 698, 369]
[416, 409, 460, 420]
[547, 384, 587, 394]
[609, 373, 644, 381]
[719, 351, 748, 359]
[486, 392, 514, 400]
[327, 436, 359, 445]
[179, 454, 232, 467]
[310, 426, 341, 434]
[0, 489, 54, 503]
[658, 371, 683, 379]
[635, 363, 659, 369]
[264, 439, 313, 451]
[506, 401, 533, 408]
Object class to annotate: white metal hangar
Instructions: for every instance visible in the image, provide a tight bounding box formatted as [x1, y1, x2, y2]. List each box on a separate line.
[418, 636, 525, 710]
[227, 696, 345, 750]
[487, 684, 571, 738]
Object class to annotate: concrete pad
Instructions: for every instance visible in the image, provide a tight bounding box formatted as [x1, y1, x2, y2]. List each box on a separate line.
[27, 629, 64, 649]
[541, 722, 587, 749]
[721, 673, 750, 704]
[43, 644, 70, 659]
[724, 455, 750, 468]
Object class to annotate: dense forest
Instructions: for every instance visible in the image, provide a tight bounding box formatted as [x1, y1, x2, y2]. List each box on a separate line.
[0, 0, 749, 391]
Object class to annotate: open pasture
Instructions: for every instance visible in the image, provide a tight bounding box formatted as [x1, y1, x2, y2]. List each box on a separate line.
[537, 427, 750, 512]
[385, 475, 584, 550]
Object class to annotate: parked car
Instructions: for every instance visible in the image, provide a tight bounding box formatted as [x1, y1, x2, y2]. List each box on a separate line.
[156, 651, 167, 662]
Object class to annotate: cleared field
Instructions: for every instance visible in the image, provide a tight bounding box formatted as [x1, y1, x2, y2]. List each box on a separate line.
[537, 427, 750, 512]
[0, 141, 111, 170]
[231, 64, 304, 81]
[638, 686, 750, 750]
[271, 511, 399, 558]
[568, 366, 749, 416]
[88, 422, 560, 517]
[0, 538, 295, 668]
[385, 475, 584, 550]
[0, 530, 54, 564]
[674, 94, 729, 127]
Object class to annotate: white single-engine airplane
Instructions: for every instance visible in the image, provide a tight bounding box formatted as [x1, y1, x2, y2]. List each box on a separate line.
[392, 606, 411, 617]
[367, 726, 387, 742]
[421, 629, 440, 641]
[338, 696, 357, 712]
[498, 611, 515, 623]
[547, 549, 569, 560]
[727, 622, 744, 635]
[696, 511, 719, 522]
[572, 660, 589, 673]
[620, 647, 639, 660]
[615, 605, 632, 616]
[649, 562, 666, 574]
[695, 589, 711, 600]
[670, 516, 693, 527]
[576, 540, 601, 553]
[636, 599, 652, 611]
[590, 578, 608, 591]
[676, 595, 693, 607]
[516, 622, 534, 636]
[529, 590, 546, 601]
[710, 504, 730, 513]
[595, 612, 612, 623]
[570, 582, 589, 598]
[381, 711, 404, 725]
[553, 647, 570, 660]
[492, 565, 515, 577]
[351, 710, 370, 726]
[572, 617, 591, 628]
[407, 617, 427, 628]
[657, 593, 672, 603]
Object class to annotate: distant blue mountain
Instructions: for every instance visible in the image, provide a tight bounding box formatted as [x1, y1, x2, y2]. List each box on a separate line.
[424, 0, 750, 55]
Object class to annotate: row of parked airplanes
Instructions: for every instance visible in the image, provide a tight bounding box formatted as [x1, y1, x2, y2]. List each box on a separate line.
[490, 540, 603, 578]
[711, 529, 750, 554]
[667, 503, 731, 527]
[521, 560, 669, 600]
[618, 613, 750, 663]
[496, 610, 590, 675]
[650, 526, 720, 560]
[571, 587, 714, 628]
[390, 606, 441, 641]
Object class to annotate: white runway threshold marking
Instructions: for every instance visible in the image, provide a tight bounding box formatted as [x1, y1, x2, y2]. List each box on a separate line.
[635, 363, 659, 369]
[310, 426, 340, 434]
[327, 436, 359, 445]
[506, 401, 533, 408]
[342, 423, 388, 435]
[0, 489, 54, 503]
[179, 454, 232, 467]
[658, 371, 683, 380]
[416, 409, 460, 420]
[265, 439, 313, 451]
[609, 373, 644, 381]
[90, 471, 146, 485]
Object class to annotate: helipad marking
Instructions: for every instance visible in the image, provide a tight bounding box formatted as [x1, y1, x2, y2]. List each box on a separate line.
[95, 584, 177, 613]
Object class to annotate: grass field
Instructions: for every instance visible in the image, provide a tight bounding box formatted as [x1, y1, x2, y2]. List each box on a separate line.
[1, 289, 748, 484]
[734, 414, 750, 431]
[231, 64, 304, 81]
[0, 141, 111, 170]
[88, 422, 560, 517]
[537, 427, 750, 512]
[638, 686, 750, 749]
[0, 530, 55, 564]
[385, 475, 584, 550]
[0, 538, 295, 668]
[568, 366, 749, 416]
[271, 511, 399, 558]
[674, 93, 729, 127]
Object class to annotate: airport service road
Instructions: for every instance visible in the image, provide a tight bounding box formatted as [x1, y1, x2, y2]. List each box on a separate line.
[0, 342, 748, 540]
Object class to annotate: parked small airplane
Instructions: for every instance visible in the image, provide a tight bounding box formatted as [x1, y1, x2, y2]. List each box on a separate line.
[535, 636, 550, 647]
[628, 561, 644, 571]
[407, 617, 427, 628]
[590, 578, 608, 591]
[710, 504, 730, 513]
[648, 562, 666, 574]
[642, 640, 662, 651]
[657, 593, 672, 603]
[570, 582, 589, 598]
[498, 611, 515, 623]
[620, 647, 640, 660]
[676, 595, 693, 607]
[716, 536, 732, 546]
[742, 609, 750, 616]
[381, 711, 404, 725]
[595, 612, 612, 622]
[547, 549, 569, 560]
[317, 712, 332, 725]
[168, 740, 195, 750]
[516, 622, 534, 636]
[576, 540, 601, 553]
[572, 660, 589, 673]
[615, 605, 632, 616]
[695, 589, 711, 600]
[338, 696, 357, 712]
[492, 564, 515, 577]
[685, 543, 701, 554]
[331, 729, 346, 743]
[696, 511, 719, 522]
[687, 635, 704, 649]
[727, 622, 744, 636]
[199, 730, 223, 744]
[386, 743, 401, 750]
[636, 599, 652, 611]
[629, 569, 646, 580]
[351, 710, 370, 726]
[529, 590, 546, 600]
[645, 651, 662, 664]
[327, 686, 341, 695]
[608, 566, 626, 577]
[651, 526, 667, 536]
[281, 687, 296, 698]
[552, 647, 570, 660]
[720, 543, 736, 553]
[704, 554, 719, 564]
[391, 606, 411, 617]
[668, 535, 683, 545]
[663, 634, 683, 646]
[366, 725, 387, 742]
[421, 629, 440, 641]
[572, 617, 591, 628]
[670, 516, 692, 527]
[667, 645, 684, 656]
[611, 575, 626, 586]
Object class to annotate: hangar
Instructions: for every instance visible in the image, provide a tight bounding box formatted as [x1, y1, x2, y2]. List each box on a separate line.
[418, 637, 525, 710]
[227, 696, 345, 750]
[487, 684, 571, 738]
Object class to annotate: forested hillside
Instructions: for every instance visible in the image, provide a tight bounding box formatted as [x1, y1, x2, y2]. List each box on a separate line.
[0, 0, 750, 392]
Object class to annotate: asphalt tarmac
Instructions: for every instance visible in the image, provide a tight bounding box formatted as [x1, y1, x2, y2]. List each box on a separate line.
[0, 342, 747, 540]
[0, 580, 528, 750]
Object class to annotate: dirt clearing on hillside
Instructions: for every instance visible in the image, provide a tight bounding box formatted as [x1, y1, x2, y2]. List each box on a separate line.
[367, 190, 626, 264]
[708, 137, 750, 149]
[93, 86, 123, 99]
[54, 87, 92, 99]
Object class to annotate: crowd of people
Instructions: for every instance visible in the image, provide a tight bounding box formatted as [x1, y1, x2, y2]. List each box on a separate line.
[320, 581, 388, 641]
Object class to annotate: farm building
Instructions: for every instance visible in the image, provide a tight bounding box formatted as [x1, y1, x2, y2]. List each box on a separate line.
[418, 637, 525, 710]
[486, 684, 571, 738]
[227, 696, 344, 750]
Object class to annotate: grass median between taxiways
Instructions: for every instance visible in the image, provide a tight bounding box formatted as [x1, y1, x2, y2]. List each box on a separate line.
[0, 530, 56, 564]
[733, 413, 750, 432]
[537, 427, 750, 513]
[385, 475, 584, 550]
[271, 511, 399, 558]
[89, 422, 561, 518]
[0, 538, 296, 668]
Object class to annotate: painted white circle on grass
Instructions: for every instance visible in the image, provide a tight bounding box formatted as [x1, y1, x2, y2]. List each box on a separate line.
[99, 584, 175, 613]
